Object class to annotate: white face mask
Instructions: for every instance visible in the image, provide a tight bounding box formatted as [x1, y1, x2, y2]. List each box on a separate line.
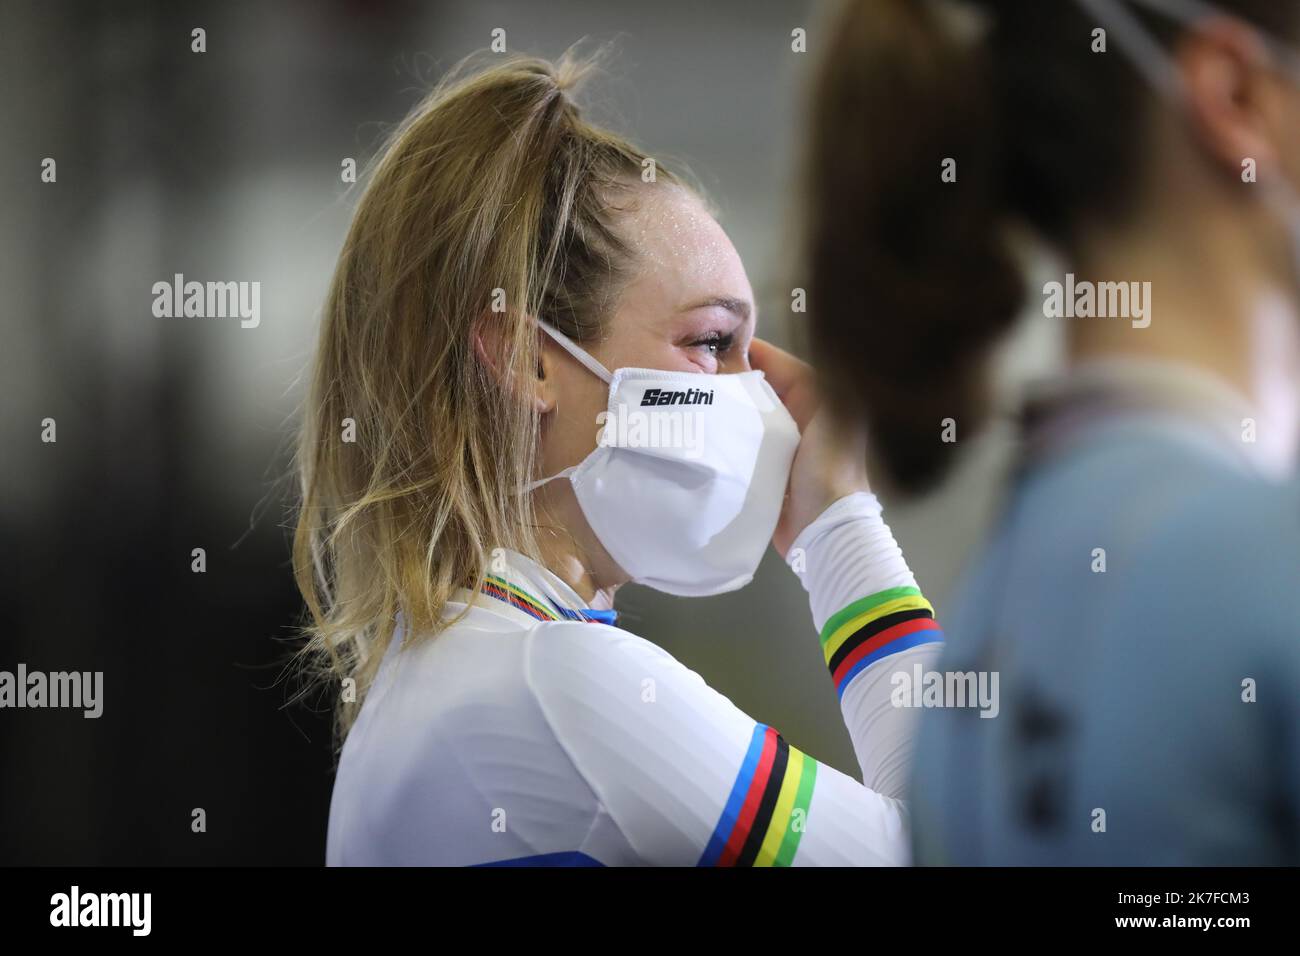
[524, 320, 801, 597]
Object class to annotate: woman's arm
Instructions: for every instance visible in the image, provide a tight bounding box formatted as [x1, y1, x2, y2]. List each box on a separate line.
[787, 491, 943, 797]
[523, 495, 943, 865]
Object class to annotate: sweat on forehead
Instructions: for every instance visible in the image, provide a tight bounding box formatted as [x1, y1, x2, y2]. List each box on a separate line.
[612, 182, 734, 281]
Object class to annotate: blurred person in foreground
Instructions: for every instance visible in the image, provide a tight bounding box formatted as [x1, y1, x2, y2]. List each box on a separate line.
[805, 0, 1300, 863]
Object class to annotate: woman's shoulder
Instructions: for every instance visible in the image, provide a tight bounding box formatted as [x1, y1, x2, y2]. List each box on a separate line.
[330, 617, 620, 865]
[522, 618, 755, 757]
[523, 619, 708, 698]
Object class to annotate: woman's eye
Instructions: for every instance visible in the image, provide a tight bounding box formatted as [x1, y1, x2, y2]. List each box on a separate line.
[690, 332, 735, 357]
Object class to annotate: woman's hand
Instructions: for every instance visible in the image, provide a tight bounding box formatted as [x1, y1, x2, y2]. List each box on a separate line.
[748, 338, 871, 559]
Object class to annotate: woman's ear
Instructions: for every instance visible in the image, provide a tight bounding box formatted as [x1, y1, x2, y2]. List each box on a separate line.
[1179, 17, 1280, 177]
[471, 312, 554, 414]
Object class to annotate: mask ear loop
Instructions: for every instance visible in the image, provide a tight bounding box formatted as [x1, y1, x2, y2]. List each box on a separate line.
[537, 320, 615, 384]
[1111, 0, 1300, 84]
[518, 321, 615, 495]
[519, 466, 577, 494]
[1074, 0, 1188, 99]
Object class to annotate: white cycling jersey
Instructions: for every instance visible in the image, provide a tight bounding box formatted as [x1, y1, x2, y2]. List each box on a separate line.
[325, 492, 944, 866]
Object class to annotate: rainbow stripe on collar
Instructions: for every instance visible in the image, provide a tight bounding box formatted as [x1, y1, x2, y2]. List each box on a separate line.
[480, 574, 617, 626]
[821, 586, 943, 698]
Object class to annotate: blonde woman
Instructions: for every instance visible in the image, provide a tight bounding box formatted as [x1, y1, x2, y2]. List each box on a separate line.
[296, 51, 944, 866]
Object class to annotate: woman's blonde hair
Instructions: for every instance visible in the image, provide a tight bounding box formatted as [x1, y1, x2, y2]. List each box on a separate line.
[293, 48, 687, 745]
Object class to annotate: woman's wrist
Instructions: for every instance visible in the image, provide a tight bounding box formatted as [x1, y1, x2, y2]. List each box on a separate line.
[785, 491, 880, 559]
[785, 492, 918, 635]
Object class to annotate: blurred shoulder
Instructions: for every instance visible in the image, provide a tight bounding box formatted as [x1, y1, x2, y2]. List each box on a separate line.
[1136, 475, 1300, 654]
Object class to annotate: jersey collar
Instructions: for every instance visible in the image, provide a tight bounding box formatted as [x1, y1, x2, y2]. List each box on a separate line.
[452, 549, 619, 627]
[1019, 356, 1284, 480]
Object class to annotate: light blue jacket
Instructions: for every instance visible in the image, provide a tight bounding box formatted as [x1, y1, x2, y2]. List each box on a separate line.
[911, 387, 1300, 865]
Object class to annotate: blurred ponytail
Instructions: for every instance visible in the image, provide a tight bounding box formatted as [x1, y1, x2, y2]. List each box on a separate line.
[805, 0, 1022, 493]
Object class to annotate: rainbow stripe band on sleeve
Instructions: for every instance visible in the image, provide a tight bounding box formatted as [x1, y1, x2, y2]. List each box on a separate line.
[698, 724, 817, 867]
[822, 586, 944, 699]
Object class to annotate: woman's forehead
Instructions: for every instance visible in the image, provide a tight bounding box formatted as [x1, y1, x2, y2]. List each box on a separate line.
[619, 185, 751, 306]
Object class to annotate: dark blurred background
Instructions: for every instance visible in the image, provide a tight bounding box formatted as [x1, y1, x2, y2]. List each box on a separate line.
[0, 0, 1056, 864]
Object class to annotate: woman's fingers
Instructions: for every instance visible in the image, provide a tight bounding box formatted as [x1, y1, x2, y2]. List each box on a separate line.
[747, 340, 871, 556]
[747, 337, 806, 395]
[748, 337, 821, 431]
[771, 412, 871, 558]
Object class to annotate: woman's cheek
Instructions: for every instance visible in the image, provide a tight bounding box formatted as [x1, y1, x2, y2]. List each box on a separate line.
[680, 348, 719, 374]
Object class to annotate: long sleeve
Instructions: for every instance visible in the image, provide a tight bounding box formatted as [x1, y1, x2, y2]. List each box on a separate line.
[785, 491, 944, 796]
[522, 493, 945, 866]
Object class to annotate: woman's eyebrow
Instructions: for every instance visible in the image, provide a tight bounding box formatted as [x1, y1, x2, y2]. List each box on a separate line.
[679, 296, 752, 321]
